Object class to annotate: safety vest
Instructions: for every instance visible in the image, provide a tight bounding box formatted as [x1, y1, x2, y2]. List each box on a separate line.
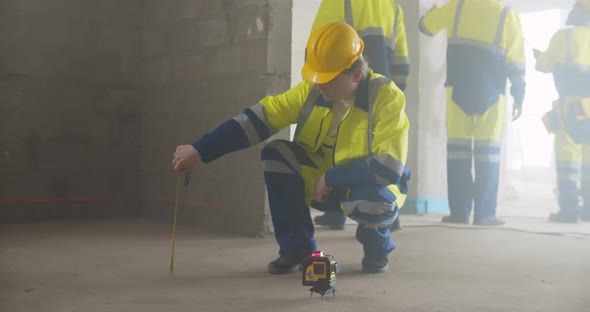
[296, 74, 404, 165]
[247, 70, 409, 203]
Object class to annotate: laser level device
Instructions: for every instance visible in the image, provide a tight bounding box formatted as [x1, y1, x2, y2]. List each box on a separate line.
[302, 251, 339, 298]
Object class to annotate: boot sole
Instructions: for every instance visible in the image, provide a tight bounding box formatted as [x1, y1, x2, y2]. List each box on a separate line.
[268, 264, 302, 275]
[362, 264, 389, 273]
[473, 222, 506, 226]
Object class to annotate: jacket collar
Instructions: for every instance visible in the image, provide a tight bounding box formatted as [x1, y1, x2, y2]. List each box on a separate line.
[315, 70, 372, 112]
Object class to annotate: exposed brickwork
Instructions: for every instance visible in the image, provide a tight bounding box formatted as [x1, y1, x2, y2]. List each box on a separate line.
[0, 0, 143, 222]
[0, 0, 292, 235]
[140, 0, 292, 235]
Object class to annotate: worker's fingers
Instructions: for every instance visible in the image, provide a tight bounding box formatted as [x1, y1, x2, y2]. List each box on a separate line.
[313, 174, 330, 203]
[173, 164, 182, 173]
[173, 161, 187, 173]
[313, 192, 327, 203]
[171, 145, 201, 173]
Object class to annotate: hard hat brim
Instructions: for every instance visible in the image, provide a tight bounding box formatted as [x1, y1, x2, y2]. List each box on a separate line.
[301, 63, 341, 84]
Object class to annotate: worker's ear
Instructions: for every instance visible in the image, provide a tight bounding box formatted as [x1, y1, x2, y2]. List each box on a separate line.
[352, 69, 363, 83]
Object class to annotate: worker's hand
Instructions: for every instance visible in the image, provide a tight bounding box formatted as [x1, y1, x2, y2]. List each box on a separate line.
[313, 174, 331, 203]
[512, 103, 523, 121]
[172, 145, 202, 173]
[532, 48, 541, 59]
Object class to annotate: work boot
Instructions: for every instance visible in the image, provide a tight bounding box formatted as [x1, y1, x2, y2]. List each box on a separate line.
[548, 211, 579, 223]
[267, 255, 304, 274]
[473, 217, 506, 226]
[441, 215, 469, 224]
[313, 212, 346, 230]
[362, 256, 389, 273]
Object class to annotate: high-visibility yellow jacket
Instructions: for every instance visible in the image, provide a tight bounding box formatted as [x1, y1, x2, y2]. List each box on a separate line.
[419, 0, 526, 115]
[193, 70, 410, 203]
[312, 0, 410, 91]
[536, 27, 590, 98]
[536, 26, 590, 143]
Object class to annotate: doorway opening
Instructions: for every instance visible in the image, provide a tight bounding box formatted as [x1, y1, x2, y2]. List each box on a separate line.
[501, 9, 563, 218]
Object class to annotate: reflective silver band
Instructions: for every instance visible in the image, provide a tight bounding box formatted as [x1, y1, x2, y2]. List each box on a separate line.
[448, 151, 472, 160]
[367, 77, 389, 154]
[448, 37, 506, 55]
[262, 160, 295, 174]
[494, 5, 511, 46]
[474, 153, 501, 163]
[294, 88, 320, 139]
[448, 138, 473, 146]
[451, 0, 465, 38]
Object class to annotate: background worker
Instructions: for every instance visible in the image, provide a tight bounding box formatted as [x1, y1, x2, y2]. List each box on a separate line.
[310, 0, 410, 231]
[419, 0, 526, 226]
[172, 22, 410, 274]
[534, 0, 590, 223]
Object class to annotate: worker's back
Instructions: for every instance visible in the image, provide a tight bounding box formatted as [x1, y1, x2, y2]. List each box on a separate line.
[443, 0, 507, 43]
[419, 0, 525, 115]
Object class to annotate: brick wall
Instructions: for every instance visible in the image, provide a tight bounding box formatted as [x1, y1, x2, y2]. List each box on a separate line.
[0, 0, 292, 234]
[0, 0, 143, 222]
[140, 0, 292, 236]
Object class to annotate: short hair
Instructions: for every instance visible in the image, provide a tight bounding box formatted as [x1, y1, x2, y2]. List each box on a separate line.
[342, 55, 369, 77]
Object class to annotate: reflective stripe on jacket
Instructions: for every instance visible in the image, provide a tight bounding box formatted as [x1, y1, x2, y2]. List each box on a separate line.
[536, 26, 590, 143]
[194, 70, 410, 204]
[536, 27, 590, 98]
[419, 0, 526, 115]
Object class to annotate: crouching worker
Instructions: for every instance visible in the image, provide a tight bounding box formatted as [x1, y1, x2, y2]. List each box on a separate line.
[172, 22, 410, 274]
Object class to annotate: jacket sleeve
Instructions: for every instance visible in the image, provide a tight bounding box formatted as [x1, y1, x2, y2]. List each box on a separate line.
[392, 4, 410, 91]
[535, 30, 566, 73]
[503, 9, 527, 105]
[418, 0, 456, 37]
[193, 81, 311, 163]
[311, 0, 345, 32]
[325, 82, 409, 189]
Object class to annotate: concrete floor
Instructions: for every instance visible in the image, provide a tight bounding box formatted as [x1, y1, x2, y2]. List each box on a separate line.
[2, 215, 590, 312]
[3, 178, 590, 311]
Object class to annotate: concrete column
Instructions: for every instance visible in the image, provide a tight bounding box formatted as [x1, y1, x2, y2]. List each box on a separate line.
[398, 0, 449, 214]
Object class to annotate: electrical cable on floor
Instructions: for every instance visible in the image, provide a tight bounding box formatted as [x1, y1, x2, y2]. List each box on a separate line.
[400, 224, 590, 238]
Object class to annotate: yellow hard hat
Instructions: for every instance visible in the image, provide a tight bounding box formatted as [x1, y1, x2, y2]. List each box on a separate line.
[302, 22, 364, 84]
[578, 0, 590, 8]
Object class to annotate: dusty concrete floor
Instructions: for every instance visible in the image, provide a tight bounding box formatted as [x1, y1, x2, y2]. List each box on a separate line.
[2, 216, 590, 312]
[3, 177, 590, 311]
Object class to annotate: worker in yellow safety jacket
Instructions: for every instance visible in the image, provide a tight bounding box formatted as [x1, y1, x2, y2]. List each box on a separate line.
[419, 0, 526, 226]
[535, 0, 590, 223]
[310, 0, 410, 231]
[172, 22, 410, 274]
